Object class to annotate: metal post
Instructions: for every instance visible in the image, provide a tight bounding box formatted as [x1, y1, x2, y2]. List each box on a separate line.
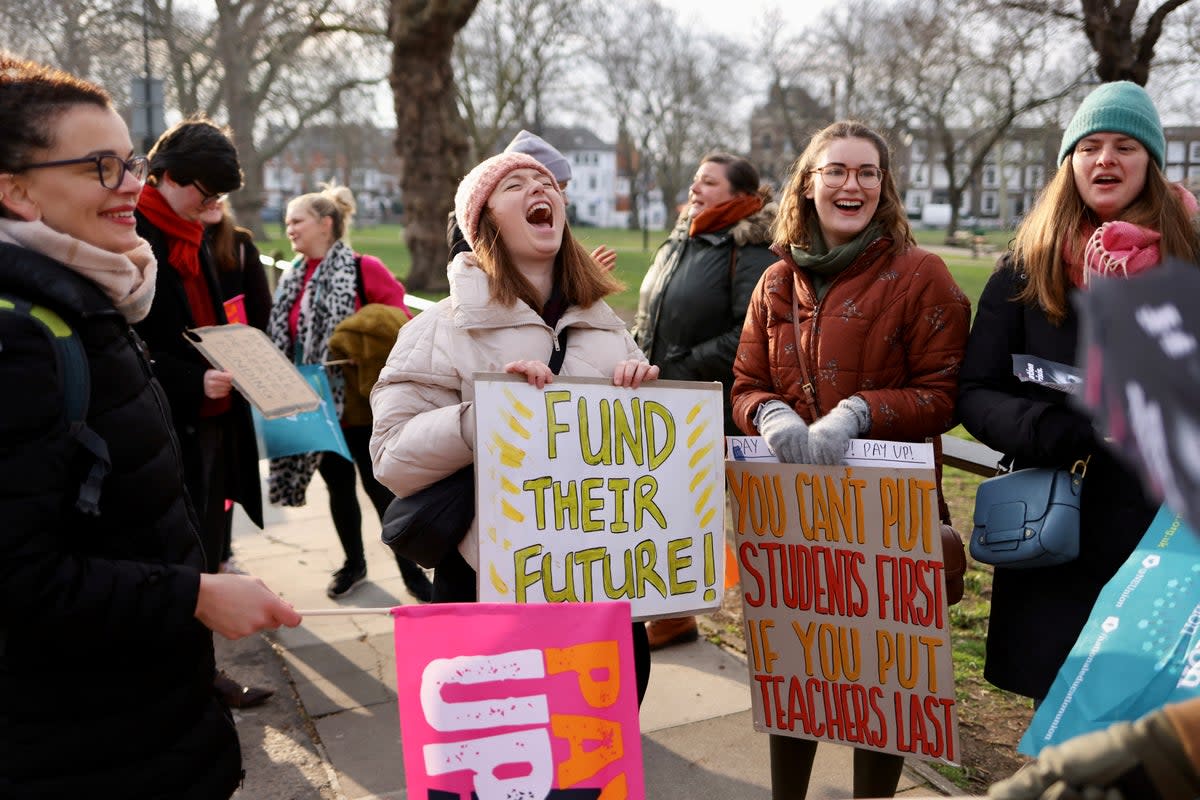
[142, 3, 154, 153]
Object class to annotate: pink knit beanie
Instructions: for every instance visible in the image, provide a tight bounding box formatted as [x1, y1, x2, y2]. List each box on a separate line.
[454, 152, 558, 249]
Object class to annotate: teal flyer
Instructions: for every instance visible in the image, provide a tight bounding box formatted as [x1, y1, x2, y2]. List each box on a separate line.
[1020, 506, 1200, 755]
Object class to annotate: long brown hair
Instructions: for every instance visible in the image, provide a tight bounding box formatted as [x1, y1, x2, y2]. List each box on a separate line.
[1014, 156, 1200, 324]
[208, 203, 253, 273]
[473, 212, 623, 310]
[773, 120, 914, 259]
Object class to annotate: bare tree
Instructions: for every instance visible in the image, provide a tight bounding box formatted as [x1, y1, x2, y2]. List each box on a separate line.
[985, 0, 1195, 84]
[827, 0, 1083, 239]
[146, 0, 387, 235]
[454, 0, 581, 162]
[389, 0, 479, 292]
[0, 0, 139, 93]
[587, 0, 743, 230]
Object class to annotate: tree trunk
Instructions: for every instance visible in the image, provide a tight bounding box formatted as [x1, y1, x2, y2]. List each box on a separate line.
[388, 0, 479, 292]
[1080, 0, 1194, 85]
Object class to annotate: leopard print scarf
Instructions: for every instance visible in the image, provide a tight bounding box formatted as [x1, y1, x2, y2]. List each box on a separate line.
[266, 239, 359, 506]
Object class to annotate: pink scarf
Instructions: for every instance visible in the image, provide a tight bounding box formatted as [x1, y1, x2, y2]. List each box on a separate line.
[1069, 183, 1199, 288]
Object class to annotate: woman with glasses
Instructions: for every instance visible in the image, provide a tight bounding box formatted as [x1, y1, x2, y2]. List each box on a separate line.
[730, 120, 970, 799]
[134, 118, 278, 708]
[630, 152, 776, 650]
[133, 118, 262, 579]
[0, 54, 300, 798]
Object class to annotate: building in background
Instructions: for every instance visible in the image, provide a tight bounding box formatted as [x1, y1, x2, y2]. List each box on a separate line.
[261, 122, 405, 226]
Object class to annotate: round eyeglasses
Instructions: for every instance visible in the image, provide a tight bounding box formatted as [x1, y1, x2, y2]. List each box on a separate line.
[17, 154, 149, 189]
[810, 165, 885, 190]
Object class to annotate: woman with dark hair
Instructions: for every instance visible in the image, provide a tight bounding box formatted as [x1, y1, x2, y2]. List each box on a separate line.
[0, 53, 299, 798]
[369, 151, 658, 702]
[958, 81, 1200, 705]
[270, 183, 433, 602]
[199, 198, 272, 575]
[730, 120, 970, 798]
[631, 151, 777, 649]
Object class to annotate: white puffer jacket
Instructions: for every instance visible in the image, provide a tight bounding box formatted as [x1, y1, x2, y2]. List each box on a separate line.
[369, 255, 645, 567]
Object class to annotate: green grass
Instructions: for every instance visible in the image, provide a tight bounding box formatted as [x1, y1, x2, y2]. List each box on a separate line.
[260, 223, 1000, 314]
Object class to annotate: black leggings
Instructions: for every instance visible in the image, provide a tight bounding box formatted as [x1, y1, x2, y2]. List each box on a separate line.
[317, 426, 425, 586]
[433, 549, 652, 706]
[769, 735, 905, 798]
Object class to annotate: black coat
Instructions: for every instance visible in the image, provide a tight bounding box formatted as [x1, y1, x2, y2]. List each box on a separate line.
[631, 204, 777, 434]
[134, 214, 263, 528]
[958, 259, 1156, 700]
[0, 242, 241, 798]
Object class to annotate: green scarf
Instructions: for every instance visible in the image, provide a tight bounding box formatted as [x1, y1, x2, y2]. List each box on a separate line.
[790, 221, 882, 301]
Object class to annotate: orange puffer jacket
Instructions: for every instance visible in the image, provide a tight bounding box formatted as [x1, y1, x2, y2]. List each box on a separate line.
[731, 237, 970, 441]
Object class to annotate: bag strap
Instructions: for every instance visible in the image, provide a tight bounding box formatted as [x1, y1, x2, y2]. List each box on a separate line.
[354, 255, 366, 308]
[548, 327, 570, 374]
[0, 294, 110, 514]
[790, 273, 820, 419]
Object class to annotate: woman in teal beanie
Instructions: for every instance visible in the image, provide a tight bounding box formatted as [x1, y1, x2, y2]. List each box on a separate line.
[958, 80, 1200, 703]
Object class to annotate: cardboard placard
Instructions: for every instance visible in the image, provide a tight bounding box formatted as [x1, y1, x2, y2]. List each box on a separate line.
[184, 324, 321, 419]
[727, 460, 961, 765]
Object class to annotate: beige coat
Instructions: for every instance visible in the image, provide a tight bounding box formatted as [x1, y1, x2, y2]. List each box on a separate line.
[369, 255, 645, 567]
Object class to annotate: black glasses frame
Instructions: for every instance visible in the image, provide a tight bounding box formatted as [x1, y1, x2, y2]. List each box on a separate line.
[189, 181, 228, 207]
[17, 154, 149, 189]
[810, 165, 886, 189]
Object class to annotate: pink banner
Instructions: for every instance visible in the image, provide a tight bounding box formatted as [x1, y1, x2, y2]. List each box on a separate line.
[392, 602, 645, 800]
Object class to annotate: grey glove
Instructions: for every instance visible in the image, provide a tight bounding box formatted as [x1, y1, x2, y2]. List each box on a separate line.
[989, 708, 1200, 800]
[754, 400, 810, 464]
[806, 396, 870, 465]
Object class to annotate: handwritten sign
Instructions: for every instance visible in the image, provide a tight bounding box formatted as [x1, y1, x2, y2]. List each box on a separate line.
[727, 436, 935, 469]
[727, 460, 960, 764]
[474, 374, 725, 619]
[184, 324, 320, 418]
[392, 602, 645, 800]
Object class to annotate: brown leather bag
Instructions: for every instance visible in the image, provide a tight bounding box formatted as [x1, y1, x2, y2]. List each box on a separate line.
[941, 524, 967, 606]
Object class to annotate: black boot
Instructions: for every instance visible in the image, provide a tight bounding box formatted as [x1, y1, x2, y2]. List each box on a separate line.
[396, 555, 433, 603]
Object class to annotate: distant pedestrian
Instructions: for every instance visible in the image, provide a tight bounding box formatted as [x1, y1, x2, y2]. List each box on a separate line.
[631, 151, 777, 651]
[731, 120, 970, 799]
[0, 53, 300, 799]
[271, 184, 434, 602]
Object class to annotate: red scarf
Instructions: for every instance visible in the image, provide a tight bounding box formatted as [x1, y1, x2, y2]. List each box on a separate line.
[137, 184, 204, 279]
[689, 194, 764, 237]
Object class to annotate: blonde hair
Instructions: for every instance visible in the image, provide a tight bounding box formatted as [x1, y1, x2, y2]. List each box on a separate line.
[287, 182, 356, 246]
[473, 212, 623, 311]
[1014, 157, 1200, 324]
[773, 120, 913, 260]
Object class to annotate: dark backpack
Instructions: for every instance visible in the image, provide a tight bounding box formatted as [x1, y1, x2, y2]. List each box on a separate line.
[0, 294, 110, 514]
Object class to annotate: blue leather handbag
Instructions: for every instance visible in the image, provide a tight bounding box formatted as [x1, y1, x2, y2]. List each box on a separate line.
[970, 458, 1089, 569]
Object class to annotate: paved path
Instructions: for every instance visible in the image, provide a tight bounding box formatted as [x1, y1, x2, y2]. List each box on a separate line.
[224, 472, 966, 799]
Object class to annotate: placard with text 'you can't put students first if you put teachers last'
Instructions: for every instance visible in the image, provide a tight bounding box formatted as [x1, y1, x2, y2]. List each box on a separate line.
[473, 374, 726, 620]
[726, 436, 961, 765]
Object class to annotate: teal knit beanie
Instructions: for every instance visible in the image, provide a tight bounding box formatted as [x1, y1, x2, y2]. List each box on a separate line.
[1059, 81, 1165, 168]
